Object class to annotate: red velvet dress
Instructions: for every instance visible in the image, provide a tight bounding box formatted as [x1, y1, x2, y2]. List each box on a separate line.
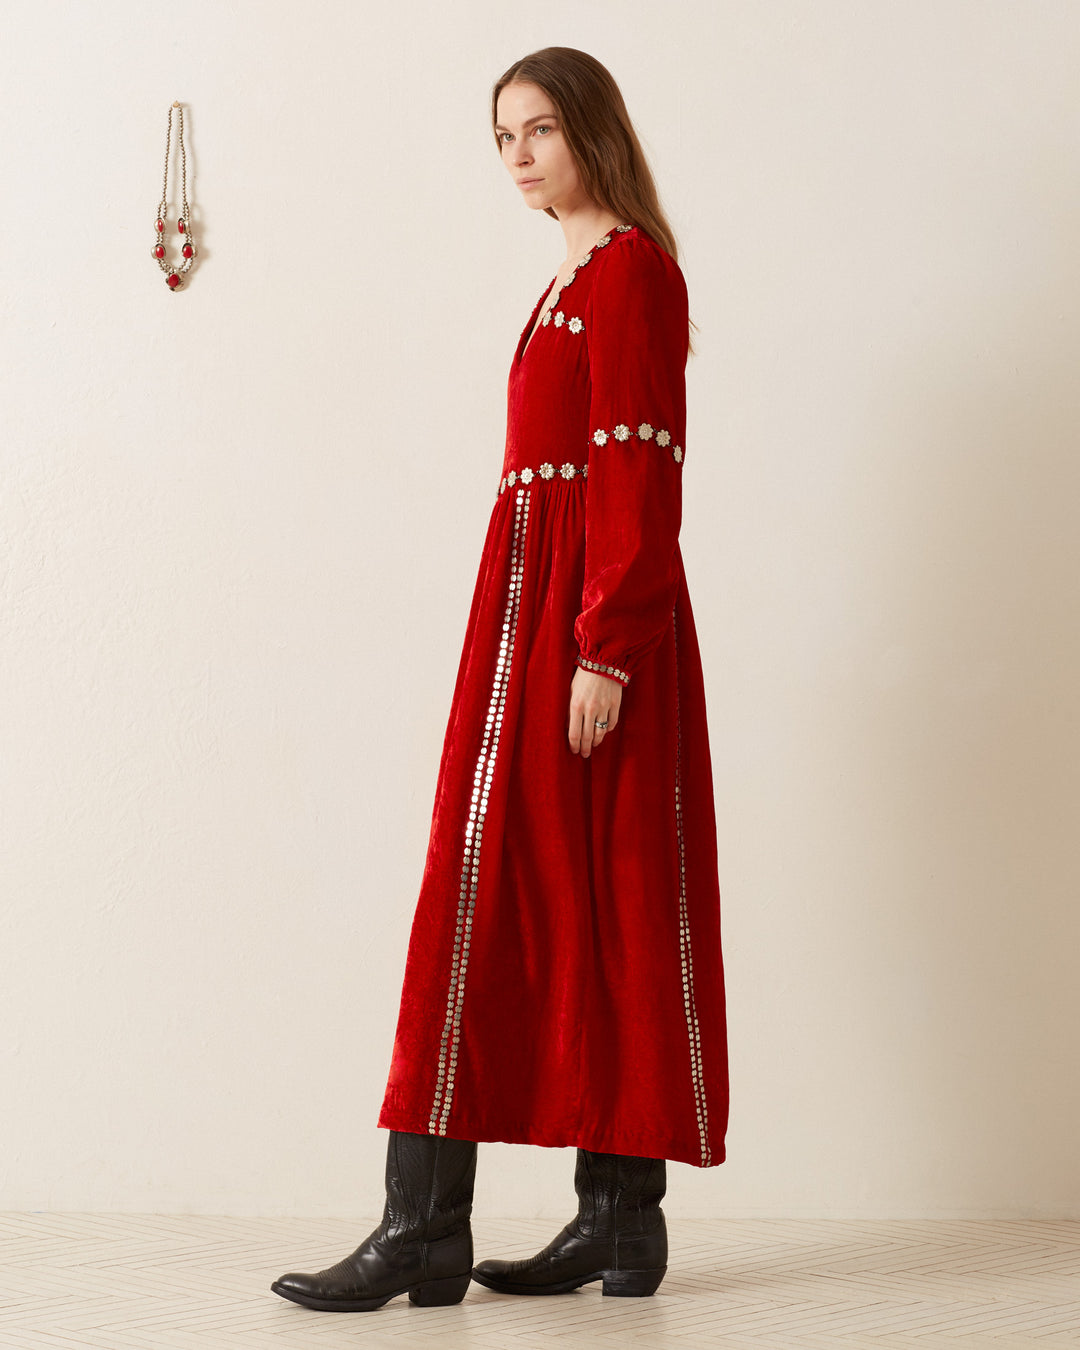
[377, 224, 729, 1167]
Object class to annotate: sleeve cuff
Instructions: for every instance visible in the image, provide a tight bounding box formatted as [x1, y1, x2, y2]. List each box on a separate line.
[575, 654, 631, 686]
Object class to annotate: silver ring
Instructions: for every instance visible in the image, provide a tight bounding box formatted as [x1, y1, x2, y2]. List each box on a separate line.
[594, 719, 609, 730]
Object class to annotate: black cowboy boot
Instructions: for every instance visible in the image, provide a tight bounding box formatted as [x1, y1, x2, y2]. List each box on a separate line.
[271, 1129, 477, 1312]
[472, 1148, 667, 1297]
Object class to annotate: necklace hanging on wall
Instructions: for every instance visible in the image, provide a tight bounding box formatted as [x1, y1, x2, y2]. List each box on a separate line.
[152, 101, 196, 290]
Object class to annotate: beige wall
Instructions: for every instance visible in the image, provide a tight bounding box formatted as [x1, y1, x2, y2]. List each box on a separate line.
[2, 0, 1078, 1219]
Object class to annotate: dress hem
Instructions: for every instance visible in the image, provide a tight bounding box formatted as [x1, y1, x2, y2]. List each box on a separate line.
[376, 1103, 726, 1170]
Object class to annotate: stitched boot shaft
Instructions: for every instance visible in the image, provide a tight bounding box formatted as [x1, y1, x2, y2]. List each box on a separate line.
[568, 1149, 667, 1241]
[271, 1130, 477, 1313]
[471, 1148, 668, 1298]
[381, 1127, 477, 1248]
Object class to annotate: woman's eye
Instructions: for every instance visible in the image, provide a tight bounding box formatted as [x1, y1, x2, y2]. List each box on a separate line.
[499, 126, 551, 143]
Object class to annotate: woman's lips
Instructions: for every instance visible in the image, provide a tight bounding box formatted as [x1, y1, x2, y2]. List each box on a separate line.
[518, 178, 542, 188]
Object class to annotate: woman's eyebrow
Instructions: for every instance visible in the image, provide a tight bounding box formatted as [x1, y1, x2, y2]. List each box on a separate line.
[494, 113, 558, 132]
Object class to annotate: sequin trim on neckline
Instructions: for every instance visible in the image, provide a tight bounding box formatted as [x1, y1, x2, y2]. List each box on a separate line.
[543, 223, 633, 315]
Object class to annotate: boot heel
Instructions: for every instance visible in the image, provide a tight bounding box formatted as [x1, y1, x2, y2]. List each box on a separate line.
[409, 1271, 472, 1306]
[601, 1266, 667, 1297]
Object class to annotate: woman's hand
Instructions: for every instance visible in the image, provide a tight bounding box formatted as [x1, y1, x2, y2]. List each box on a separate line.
[568, 666, 623, 758]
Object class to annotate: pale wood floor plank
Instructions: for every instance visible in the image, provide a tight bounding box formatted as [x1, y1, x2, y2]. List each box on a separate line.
[0, 1213, 1076, 1346]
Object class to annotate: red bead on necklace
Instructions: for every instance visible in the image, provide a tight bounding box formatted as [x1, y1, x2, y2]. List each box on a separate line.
[152, 102, 196, 290]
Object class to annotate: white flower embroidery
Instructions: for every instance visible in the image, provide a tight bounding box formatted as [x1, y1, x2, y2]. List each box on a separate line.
[542, 311, 552, 326]
[568, 316, 584, 334]
[498, 461, 586, 494]
[535, 225, 633, 318]
[588, 420, 682, 467]
[554, 311, 565, 327]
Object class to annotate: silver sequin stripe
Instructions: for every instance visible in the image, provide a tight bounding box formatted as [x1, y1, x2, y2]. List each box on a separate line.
[673, 604, 712, 1165]
[429, 486, 531, 1136]
[575, 655, 629, 686]
[498, 461, 587, 497]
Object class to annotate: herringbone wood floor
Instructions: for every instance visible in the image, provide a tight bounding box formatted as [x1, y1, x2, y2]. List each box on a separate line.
[0, 1213, 1077, 1348]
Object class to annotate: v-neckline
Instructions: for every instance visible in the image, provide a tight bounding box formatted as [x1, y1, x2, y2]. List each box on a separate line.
[517, 278, 557, 366]
[514, 223, 634, 367]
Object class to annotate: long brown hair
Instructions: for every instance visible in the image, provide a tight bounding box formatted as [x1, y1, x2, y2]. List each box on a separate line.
[491, 46, 698, 357]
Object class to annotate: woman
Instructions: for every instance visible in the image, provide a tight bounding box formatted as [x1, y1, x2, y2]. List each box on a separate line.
[272, 45, 729, 1314]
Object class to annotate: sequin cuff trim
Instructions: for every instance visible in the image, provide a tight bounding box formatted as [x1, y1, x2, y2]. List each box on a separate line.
[499, 461, 588, 496]
[591, 421, 683, 464]
[576, 654, 630, 686]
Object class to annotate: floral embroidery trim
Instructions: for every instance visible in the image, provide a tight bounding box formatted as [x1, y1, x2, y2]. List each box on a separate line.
[541, 223, 633, 316]
[498, 461, 588, 496]
[591, 422, 683, 463]
[576, 655, 630, 687]
[542, 309, 585, 334]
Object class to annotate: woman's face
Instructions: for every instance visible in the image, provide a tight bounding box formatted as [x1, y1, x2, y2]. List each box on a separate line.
[495, 80, 586, 216]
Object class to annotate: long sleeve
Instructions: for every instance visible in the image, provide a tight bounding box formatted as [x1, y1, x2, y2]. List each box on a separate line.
[573, 235, 689, 686]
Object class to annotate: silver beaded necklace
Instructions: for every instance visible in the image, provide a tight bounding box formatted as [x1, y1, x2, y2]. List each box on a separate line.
[152, 101, 196, 290]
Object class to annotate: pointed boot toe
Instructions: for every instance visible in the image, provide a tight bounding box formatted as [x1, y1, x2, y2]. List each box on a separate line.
[270, 1131, 478, 1313]
[270, 1270, 344, 1307]
[271, 1271, 316, 1297]
[472, 1257, 509, 1278]
[471, 1257, 516, 1284]
[270, 1248, 394, 1312]
[471, 1233, 594, 1296]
